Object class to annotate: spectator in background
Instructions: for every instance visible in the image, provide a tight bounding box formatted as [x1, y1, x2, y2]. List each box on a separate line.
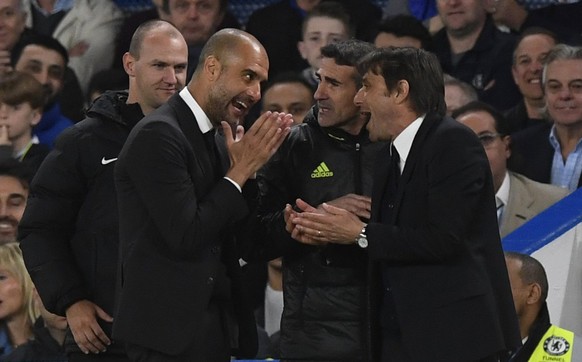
[0, 242, 39, 357]
[12, 34, 74, 149]
[18, 20, 188, 361]
[0, 162, 30, 245]
[1, 290, 68, 361]
[0, 71, 49, 176]
[432, 0, 521, 111]
[373, 14, 432, 49]
[489, 0, 582, 45]
[114, 0, 240, 82]
[21, 0, 124, 96]
[504, 252, 581, 361]
[510, 44, 582, 191]
[444, 73, 478, 116]
[454, 101, 568, 237]
[505, 27, 557, 134]
[0, 0, 26, 74]
[298, 1, 352, 88]
[261, 71, 315, 126]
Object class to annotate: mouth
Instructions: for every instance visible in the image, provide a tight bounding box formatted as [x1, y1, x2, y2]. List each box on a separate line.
[230, 98, 250, 117]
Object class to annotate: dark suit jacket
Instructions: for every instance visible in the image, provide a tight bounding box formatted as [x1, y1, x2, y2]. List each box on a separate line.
[366, 115, 521, 361]
[113, 93, 257, 357]
[509, 122, 582, 189]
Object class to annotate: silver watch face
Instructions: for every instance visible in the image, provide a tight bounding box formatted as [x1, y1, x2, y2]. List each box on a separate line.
[357, 236, 368, 248]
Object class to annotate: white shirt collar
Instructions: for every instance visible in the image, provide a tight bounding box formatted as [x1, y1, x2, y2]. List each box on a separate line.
[496, 171, 510, 208]
[392, 114, 425, 173]
[179, 87, 213, 134]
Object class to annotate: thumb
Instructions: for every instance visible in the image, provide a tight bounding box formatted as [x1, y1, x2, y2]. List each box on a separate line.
[94, 305, 113, 322]
[221, 121, 234, 146]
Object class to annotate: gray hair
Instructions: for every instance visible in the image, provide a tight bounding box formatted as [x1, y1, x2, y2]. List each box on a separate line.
[541, 44, 582, 86]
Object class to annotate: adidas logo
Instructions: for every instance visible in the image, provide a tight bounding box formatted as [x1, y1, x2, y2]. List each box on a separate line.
[311, 162, 334, 178]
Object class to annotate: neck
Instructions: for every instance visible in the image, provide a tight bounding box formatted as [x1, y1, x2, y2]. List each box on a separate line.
[267, 264, 282, 291]
[337, 113, 368, 136]
[37, 0, 57, 12]
[6, 314, 32, 348]
[11, 136, 33, 157]
[519, 306, 541, 340]
[555, 123, 582, 160]
[494, 170, 507, 194]
[523, 97, 545, 119]
[447, 22, 484, 54]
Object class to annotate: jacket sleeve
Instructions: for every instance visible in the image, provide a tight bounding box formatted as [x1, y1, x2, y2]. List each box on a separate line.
[18, 126, 89, 316]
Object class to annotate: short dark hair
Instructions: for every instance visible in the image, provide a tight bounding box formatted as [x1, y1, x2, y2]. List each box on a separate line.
[0, 71, 46, 110]
[320, 39, 375, 88]
[0, 159, 33, 189]
[452, 100, 510, 136]
[358, 47, 446, 117]
[263, 71, 315, 95]
[301, 1, 354, 38]
[375, 15, 432, 49]
[505, 251, 549, 302]
[11, 34, 69, 67]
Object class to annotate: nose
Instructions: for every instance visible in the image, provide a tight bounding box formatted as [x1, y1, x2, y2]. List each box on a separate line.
[314, 83, 326, 101]
[35, 69, 50, 86]
[186, 3, 199, 18]
[248, 82, 261, 103]
[353, 87, 364, 107]
[163, 67, 177, 84]
[0, 104, 8, 119]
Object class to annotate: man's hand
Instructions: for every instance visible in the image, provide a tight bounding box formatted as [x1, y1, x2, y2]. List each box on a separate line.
[324, 194, 371, 220]
[223, 111, 292, 187]
[66, 300, 113, 354]
[291, 200, 365, 246]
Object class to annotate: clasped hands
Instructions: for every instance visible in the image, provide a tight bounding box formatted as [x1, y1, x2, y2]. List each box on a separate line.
[223, 111, 293, 186]
[285, 194, 369, 246]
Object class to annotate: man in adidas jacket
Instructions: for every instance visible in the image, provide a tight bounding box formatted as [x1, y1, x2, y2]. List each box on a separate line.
[245, 40, 383, 361]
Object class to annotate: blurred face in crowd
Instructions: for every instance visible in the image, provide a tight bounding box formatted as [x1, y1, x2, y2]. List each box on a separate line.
[124, 28, 188, 115]
[0, 175, 27, 244]
[543, 58, 582, 127]
[298, 16, 349, 71]
[0, 0, 26, 51]
[0, 102, 41, 147]
[512, 34, 556, 102]
[314, 57, 361, 134]
[436, 0, 487, 38]
[374, 33, 422, 49]
[15, 45, 65, 104]
[165, 0, 224, 46]
[456, 110, 510, 192]
[445, 83, 472, 116]
[262, 81, 314, 125]
[0, 266, 24, 319]
[296, 0, 322, 11]
[205, 40, 269, 127]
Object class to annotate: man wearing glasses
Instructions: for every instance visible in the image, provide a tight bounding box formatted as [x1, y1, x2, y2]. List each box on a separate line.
[453, 101, 569, 237]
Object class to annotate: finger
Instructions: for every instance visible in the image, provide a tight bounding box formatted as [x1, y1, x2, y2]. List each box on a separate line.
[247, 111, 275, 137]
[295, 198, 318, 213]
[235, 125, 244, 142]
[221, 121, 234, 146]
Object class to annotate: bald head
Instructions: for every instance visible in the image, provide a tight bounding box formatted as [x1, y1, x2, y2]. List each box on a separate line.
[193, 28, 268, 78]
[129, 20, 185, 60]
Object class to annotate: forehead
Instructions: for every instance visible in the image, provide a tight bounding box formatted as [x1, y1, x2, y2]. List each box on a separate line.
[516, 34, 555, 55]
[546, 59, 582, 80]
[227, 41, 269, 80]
[18, 45, 65, 67]
[319, 57, 355, 81]
[264, 82, 313, 102]
[170, 0, 220, 8]
[375, 33, 421, 49]
[304, 16, 347, 34]
[0, 176, 27, 196]
[0, 0, 20, 10]
[457, 110, 496, 132]
[138, 32, 187, 59]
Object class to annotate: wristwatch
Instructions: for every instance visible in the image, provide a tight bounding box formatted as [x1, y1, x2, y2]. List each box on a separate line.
[355, 224, 368, 248]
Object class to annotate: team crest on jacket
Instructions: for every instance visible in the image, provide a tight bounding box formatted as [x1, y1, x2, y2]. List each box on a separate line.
[543, 336, 570, 356]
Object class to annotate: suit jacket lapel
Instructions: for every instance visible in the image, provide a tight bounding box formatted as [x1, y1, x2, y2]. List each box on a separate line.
[371, 143, 391, 222]
[168, 95, 216, 190]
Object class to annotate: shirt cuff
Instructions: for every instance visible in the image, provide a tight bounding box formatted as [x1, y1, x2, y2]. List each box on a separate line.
[223, 176, 242, 193]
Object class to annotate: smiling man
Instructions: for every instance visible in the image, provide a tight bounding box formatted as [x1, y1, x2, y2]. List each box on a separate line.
[112, 28, 292, 361]
[510, 44, 582, 191]
[19, 20, 188, 362]
[0, 163, 28, 245]
[289, 47, 521, 361]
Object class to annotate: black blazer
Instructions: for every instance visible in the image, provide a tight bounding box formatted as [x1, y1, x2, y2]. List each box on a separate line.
[366, 115, 521, 361]
[509, 122, 582, 188]
[113, 93, 257, 357]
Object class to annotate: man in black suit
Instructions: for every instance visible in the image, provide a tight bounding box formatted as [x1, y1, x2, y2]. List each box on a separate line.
[288, 47, 521, 361]
[112, 28, 292, 361]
